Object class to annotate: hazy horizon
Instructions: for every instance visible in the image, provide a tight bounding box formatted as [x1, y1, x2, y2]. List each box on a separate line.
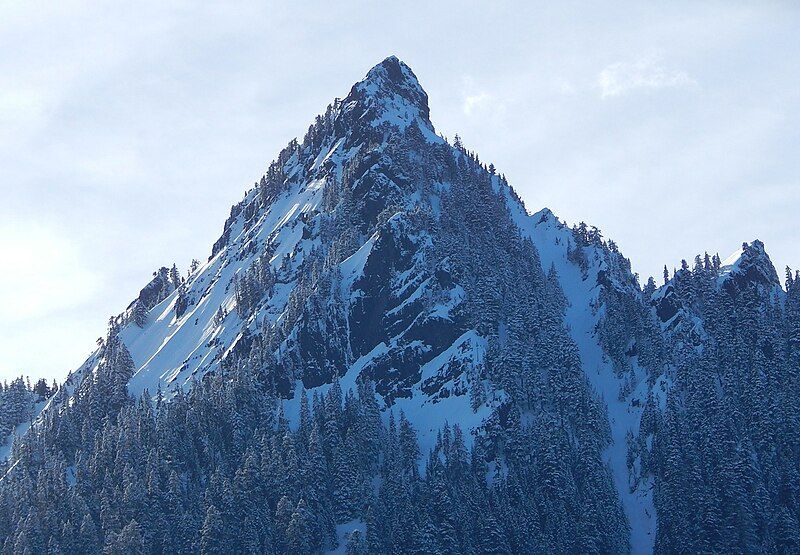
[1, 1, 798, 382]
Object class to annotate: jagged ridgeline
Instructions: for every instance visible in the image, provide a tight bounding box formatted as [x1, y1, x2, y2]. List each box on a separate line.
[0, 57, 798, 554]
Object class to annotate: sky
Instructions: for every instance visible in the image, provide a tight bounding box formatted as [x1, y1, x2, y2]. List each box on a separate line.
[1, 1, 798, 382]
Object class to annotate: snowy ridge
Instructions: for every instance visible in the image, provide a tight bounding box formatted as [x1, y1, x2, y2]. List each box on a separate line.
[652, 238, 785, 344]
[508, 206, 656, 554]
[124, 171, 331, 398]
[718, 239, 783, 295]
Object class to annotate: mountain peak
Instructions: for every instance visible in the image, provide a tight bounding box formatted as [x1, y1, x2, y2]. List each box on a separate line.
[345, 55, 431, 128]
[719, 239, 781, 290]
[363, 56, 417, 86]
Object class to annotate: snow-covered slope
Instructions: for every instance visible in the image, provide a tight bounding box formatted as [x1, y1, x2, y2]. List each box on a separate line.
[100, 56, 507, 455]
[519, 209, 657, 553]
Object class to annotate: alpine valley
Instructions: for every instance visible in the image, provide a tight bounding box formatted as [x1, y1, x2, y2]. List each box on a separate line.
[1, 57, 799, 554]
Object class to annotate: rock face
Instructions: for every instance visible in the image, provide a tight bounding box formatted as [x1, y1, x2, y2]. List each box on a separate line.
[121, 57, 500, 419]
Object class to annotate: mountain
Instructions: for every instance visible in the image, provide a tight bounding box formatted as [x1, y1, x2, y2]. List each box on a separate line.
[1, 56, 799, 555]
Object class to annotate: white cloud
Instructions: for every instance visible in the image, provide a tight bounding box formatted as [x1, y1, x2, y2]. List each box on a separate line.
[0, 89, 47, 123]
[463, 92, 491, 115]
[0, 224, 99, 323]
[597, 56, 697, 98]
[554, 79, 577, 96]
[460, 75, 498, 116]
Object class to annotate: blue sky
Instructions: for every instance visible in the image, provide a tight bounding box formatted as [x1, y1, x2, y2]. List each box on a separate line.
[1, 1, 798, 381]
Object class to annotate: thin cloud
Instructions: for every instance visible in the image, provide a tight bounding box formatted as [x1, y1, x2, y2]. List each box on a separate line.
[0, 224, 99, 323]
[463, 92, 491, 115]
[460, 75, 499, 117]
[597, 56, 697, 98]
